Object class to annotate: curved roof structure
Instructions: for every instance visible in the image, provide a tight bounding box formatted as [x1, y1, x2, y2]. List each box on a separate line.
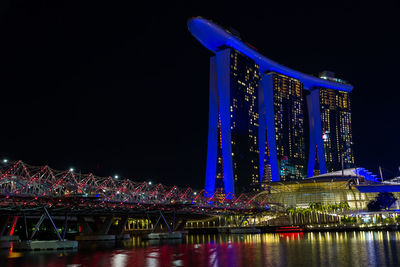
[187, 17, 353, 92]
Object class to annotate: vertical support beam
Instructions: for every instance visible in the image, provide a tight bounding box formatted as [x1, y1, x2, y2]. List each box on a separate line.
[306, 91, 317, 177]
[146, 213, 151, 230]
[216, 49, 234, 197]
[98, 216, 114, 235]
[77, 216, 93, 235]
[172, 210, 176, 232]
[44, 207, 63, 241]
[238, 215, 247, 227]
[258, 76, 266, 183]
[174, 219, 187, 231]
[205, 56, 219, 198]
[262, 73, 280, 181]
[115, 216, 129, 236]
[62, 213, 69, 239]
[306, 88, 327, 176]
[9, 216, 18, 236]
[23, 213, 28, 240]
[30, 213, 46, 240]
[159, 211, 172, 233]
[151, 211, 172, 233]
[151, 214, 162, 233]
[0, 215, 10, 237]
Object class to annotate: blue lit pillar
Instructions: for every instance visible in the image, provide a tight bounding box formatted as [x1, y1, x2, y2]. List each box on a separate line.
[215, 49, 234, 197]
[258, 75, 266, 183]
[261, 73, 280, 182]
[306, 88, 327, 177]
[204, 56, 218, 197]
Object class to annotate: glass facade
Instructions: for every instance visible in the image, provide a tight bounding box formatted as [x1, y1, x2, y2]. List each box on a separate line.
[215, 113, 225, 199]
[272, 73, 306, 181]
[214, 48, 261, 194]
[260, 178, 400, 210]
[319, 88, 354, 172]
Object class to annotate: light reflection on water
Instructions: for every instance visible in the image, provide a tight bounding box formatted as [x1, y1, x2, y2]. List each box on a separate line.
[2, 231, 400, 266]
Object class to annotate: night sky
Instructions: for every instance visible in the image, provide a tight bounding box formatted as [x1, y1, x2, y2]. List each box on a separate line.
[0, 2, 399, 188]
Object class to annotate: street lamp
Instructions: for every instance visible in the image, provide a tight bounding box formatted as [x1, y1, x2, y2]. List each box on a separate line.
[3, 159, 8, 163]
[69, 168, 74, 172]
[114, 175, 119, 179]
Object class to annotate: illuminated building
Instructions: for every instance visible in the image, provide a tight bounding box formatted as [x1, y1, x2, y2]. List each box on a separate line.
[307, 71, 354, 176]
[271, 73, 306, 181]
[187, 17, 353, 196]
[256, 168, 400, 211]
[205, 48, 261, 198]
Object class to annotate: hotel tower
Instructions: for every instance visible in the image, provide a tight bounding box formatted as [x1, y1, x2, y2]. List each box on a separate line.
[187, 17, 354, 197]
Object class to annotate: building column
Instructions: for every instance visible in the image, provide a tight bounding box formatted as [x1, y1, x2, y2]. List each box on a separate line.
[306, 88, 327, 176]
[205, 49, 235, 197]
[204, 56, 219, 198]
[260, 73, 279, 182]
[216, 49, 234, 197]
[258, 74, 266, 183]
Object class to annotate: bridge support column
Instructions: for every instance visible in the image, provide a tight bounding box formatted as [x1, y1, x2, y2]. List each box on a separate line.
[115, 216, 129, 238]
[30, 208, 62, 241]
[62, 213, 69, 240]
[13, 208, 78, 251]
[144, 211, 184, 240]
[0, 215, 10, 237]
[97, 216, 114, 235]
[44, 207, 63, 241]
[23, 212, 29, 240]
[152, 211, 173, 233]
[174, 219, 187, 231]
[0, 215, 20, 248]
[76, 216, 118, 241]
[77, 216, 93, 235]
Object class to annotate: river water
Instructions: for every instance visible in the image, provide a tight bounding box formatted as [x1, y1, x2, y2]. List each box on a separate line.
[2, 231, 400, 266]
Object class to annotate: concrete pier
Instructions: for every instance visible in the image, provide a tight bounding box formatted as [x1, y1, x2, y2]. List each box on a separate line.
[230, 228, 261, 234]
[144, 232, 183, 240]
[0, 241, 11, 249]
[218, 228, 261, 234]
[13, 240, 78, 250]
[116, 233, 131, 240]
[75, 235, 115, 241]
[0, 235, 20, 249]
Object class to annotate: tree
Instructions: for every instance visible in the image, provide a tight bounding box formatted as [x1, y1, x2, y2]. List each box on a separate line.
[339, 201, 350, 211]
[367, 192, 398, 211]
[376, 192, 397, 210]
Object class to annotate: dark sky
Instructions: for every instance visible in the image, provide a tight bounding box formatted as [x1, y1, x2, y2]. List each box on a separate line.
[0, 1, 399, 188]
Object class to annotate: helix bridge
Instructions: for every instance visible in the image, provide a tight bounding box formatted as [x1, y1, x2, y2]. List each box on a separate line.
[0, 160, 271, 217]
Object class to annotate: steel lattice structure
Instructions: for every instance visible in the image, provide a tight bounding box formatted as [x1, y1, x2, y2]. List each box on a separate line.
[0, 161, 270, 215]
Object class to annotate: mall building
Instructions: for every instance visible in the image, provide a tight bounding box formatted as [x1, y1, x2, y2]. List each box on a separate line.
[258, 168, 400, 210]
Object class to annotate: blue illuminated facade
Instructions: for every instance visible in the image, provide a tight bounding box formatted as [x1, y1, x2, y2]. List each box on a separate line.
[188, 17, 354, 196]
[205, 48, 261, 198]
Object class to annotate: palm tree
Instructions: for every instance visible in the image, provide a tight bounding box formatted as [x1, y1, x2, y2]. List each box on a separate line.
[315, 202, 323, 211]
[286, 207, 295, 224]
[303, 208, 312, 224]
[339, 201, 350, 212]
